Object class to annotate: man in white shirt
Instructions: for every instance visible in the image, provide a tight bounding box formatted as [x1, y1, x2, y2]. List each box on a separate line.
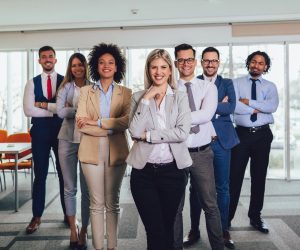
[173, 43, 224, 250]
[23, 46, 66, 234]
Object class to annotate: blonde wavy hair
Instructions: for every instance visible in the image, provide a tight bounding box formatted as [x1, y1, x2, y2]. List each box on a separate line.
[144, 49, 176, 90]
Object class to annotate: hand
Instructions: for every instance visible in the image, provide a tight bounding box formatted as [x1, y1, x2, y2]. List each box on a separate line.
[76, 117, 97, 128]
[35, 102, 48, 109]
[65, 101, 72, 107]
[143, 86, 166, 100]
[222, 96, 228, 103]
[253, 109, 260, 114]
[239, 98, 249, 105]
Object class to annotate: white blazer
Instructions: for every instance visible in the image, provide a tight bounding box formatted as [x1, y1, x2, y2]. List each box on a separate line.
[126, 88, 192, 169]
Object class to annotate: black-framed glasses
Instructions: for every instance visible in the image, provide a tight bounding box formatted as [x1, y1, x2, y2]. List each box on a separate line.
[201, 59, 219, 65]
[176, 58, 195, 65]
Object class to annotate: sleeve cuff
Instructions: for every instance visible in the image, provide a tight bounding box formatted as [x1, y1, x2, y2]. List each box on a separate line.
[146, 131, 151, 142]
[97, 119, 102, 127]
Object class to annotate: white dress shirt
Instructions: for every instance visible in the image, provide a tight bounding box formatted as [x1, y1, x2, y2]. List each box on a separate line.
[23, 71, 58, 117]
[177, 77, 218, 148]
[143, 85, 174, 164]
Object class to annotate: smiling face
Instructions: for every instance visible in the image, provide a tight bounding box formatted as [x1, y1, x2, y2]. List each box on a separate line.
[175, 49, 196, 81]
[149, 57, 171, 87]
[38, 50, 57, 73]
[71, 57, 85, 80]
[248, 54, 267, 78]
[201, 51, 219, 78]
[97, 53, 117, 81]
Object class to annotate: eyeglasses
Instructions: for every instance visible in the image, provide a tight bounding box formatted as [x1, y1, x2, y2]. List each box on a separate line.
[201, 59, 219, 65]
[176, 58, 195, 65]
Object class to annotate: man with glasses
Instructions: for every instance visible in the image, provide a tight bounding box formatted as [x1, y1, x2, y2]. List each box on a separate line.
[182, 47, 239, 249]
[23, 46, 66, 234]
[229, 51, 279, 234]
[173, 44, 224, 250]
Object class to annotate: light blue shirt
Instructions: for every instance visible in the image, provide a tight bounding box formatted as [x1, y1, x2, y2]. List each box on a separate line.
[94, 80, 114, 133]
[233, 74, 279, 127]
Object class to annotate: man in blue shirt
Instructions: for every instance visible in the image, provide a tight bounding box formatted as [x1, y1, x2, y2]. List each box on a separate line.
[229, 51, 279, 234]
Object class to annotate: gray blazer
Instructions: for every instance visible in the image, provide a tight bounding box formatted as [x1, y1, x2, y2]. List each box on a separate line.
[57, 82, 78, 141]
[126, 89, 192, 169]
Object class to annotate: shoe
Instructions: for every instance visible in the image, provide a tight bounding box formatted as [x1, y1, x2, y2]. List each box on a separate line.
[223, 230, 235, 249]
[77, 229, 88, 250]
[26, 217, 41, 234]
[250, 217, 269, 234]
[69, 224, 79, 249]
[183, 230, 200, 247]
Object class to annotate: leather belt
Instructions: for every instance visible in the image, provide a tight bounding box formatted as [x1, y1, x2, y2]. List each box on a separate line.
[188, 143, 210, 152]
[211, 136, 218, 142]
[237, 124, 269, 133]
[146, 161, 176, 169]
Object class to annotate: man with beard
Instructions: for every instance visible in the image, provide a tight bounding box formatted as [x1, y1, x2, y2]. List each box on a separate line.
[23, 46, 66, 234]
[173, 44, 224, 250]
[182, 47, 239, 249]
[229, 51, 279, 234]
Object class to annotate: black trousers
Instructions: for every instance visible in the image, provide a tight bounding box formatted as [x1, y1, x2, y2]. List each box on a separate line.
[130, 162, 188, 250]
[30, 123, 66, 217]
[229, 126, 273, 222]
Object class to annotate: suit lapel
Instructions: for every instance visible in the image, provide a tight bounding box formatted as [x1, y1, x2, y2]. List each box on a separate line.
[110, 84, 122, 117]
[89, 86, 101, 118]
[149, 98, 159, 129]
[165, 94, 174, 128]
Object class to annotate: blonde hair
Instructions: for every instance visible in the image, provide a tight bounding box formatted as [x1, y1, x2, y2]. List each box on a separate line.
[144, 49, 176, 90]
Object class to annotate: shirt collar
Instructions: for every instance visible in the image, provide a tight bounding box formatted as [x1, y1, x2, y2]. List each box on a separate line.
[247, 74, 262, 84]
[42, 71, 55, 78]
[203, 74, 217, 83]
[94, 80, 115, 91]
[166, 85, 174, 95]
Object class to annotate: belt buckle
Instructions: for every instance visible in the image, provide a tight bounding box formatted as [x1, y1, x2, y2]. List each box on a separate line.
[153, 163, 159, 169]
[249, 127, 256, 133]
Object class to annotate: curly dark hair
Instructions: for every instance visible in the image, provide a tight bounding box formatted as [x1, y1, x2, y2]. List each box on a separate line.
[88, 43, 126, 83]
[246, 51, 271, 73]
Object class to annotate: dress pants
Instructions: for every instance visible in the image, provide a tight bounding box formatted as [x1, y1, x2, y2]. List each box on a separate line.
[186, 140, 231, 233]
[229, 126, 273, 222]
[81, 137, 126, 250]
[131, 162, 187, 250]
[59, 140, 89, 227]
[30, 123, 66, 217]
[174, 146, 224, 250]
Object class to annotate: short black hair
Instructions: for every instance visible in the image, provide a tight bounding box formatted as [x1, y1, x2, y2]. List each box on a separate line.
[201, 47, 220, 59]
[88, 43, 126, 83]
[174, 43, 196, 59]
[38, 46, 56, 58]
[246, 51, 271, 73]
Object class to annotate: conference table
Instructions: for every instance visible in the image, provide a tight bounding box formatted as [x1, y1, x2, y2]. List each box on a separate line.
[0, 143, 32, 212]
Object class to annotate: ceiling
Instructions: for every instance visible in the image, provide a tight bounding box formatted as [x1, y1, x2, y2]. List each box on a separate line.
[1, 0, 300, 32]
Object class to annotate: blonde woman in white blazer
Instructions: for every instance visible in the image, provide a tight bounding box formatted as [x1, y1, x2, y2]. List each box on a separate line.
[127, 49, 192, 250]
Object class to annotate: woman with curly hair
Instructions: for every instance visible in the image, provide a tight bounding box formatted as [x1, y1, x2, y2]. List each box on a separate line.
[76, 43, 132, 250]
[56, 52, 90, 250]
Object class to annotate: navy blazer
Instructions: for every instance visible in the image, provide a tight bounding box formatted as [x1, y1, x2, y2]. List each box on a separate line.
[198, 75, 239, 149]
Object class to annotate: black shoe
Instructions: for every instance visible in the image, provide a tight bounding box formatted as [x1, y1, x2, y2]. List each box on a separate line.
[250, 217, 269, 234]
[183, 230, 200, 247]
[223, 230, 235, 249]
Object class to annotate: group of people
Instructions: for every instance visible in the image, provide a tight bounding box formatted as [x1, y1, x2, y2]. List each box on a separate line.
[22, 42, 279, 250]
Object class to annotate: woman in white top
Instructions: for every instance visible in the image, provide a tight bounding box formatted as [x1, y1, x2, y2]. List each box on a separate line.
[57, 53, 90, 250]
[127, 49, 192, 250]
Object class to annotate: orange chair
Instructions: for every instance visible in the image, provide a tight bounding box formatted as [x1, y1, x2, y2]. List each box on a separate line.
[0, 132, 33, 191]
[0, 129, 8, 142]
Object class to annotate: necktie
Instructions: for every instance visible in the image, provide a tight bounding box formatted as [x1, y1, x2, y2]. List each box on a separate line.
[250, 78, 257, 122]
[47, 75, 52, 100]
[185, 82, 200, 134]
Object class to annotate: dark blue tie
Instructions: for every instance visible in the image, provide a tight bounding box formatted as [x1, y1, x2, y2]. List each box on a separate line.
[250, 78, 257, 122]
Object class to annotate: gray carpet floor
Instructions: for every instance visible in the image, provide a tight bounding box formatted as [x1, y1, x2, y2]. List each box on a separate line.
[0, 171, 299, 250]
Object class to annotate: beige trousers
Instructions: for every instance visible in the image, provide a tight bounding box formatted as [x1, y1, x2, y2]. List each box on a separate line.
[81, 137, 126, 249]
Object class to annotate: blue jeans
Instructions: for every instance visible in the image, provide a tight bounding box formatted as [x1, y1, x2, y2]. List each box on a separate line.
[189, 140, 231, 232]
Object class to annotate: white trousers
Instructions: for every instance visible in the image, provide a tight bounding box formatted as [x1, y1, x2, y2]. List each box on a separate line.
[81, 137, 126, 249]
